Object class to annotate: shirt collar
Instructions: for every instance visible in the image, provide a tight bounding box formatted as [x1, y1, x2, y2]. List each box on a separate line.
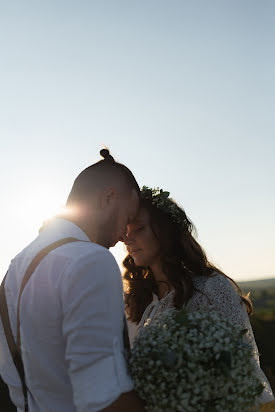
[152, 289, 175, 303]
[40, 217, 91, 243]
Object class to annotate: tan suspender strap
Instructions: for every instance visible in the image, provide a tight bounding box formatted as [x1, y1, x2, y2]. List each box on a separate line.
[0, 271, 29, 411]
[0, 236, 131, 411]
[16, 237, 81, 353]
[0, 237, 81, 412]
[0, 272, 14, 353]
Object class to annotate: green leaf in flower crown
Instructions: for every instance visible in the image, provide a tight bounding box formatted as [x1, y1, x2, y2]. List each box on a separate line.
[162, 191, 170, 198]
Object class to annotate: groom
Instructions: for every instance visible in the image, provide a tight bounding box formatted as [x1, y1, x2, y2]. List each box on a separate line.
[0, 150, 145, 411]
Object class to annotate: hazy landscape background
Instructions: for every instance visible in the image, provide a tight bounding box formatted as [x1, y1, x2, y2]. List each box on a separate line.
[240, 278, 275, 393]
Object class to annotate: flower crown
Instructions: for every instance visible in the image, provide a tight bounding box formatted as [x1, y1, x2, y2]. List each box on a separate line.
[140, 186, 190, 229]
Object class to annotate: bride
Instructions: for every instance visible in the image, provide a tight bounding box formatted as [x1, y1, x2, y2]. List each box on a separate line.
[122, 186, 274, 406]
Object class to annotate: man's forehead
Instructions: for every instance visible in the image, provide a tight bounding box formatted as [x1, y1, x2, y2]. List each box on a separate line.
[129, 190, 139, 210]
[132, 189, 140, 205]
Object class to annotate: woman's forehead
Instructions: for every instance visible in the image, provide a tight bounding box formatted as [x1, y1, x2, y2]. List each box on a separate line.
[133, 207, 150, 224]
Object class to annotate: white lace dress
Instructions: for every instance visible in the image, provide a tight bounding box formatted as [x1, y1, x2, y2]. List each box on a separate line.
[127, 273, 274, 405]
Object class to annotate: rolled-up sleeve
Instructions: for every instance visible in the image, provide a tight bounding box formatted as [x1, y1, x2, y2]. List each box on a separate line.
[61, 247, 134, 412]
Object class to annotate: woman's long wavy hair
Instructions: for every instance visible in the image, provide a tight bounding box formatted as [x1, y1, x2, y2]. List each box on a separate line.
[123, 198, 252, 324]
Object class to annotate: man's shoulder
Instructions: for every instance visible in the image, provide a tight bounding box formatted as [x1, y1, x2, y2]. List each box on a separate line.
[57, 241, 119, 279]
[60, 240, 116, 266]
[12, 237, 117, 283]
[53, 239, 111, 259]
[59, 243, 122, 301]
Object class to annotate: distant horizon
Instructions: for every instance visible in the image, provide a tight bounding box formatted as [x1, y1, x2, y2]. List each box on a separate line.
[238, 277, 275, 284]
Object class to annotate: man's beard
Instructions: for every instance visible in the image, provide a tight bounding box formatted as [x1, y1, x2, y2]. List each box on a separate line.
[98, 215, 118, 249]
[95, 232, 115, 249]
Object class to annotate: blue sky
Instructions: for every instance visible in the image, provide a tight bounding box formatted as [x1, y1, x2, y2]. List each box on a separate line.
[1, 1, 274, 281]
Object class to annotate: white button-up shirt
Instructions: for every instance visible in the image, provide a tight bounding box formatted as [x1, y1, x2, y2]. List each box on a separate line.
[0, 218, 133, 412]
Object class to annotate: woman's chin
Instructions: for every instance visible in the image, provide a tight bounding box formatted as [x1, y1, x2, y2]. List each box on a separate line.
[132, 256, 146, 267]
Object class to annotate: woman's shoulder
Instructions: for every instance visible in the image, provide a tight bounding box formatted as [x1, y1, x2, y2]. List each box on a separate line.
[189, 271, 243, 312]
[187, 271, 249, 325]
[192, 271, 237, 294]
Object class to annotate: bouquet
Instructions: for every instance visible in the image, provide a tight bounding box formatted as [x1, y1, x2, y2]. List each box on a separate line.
[129, 309, 264, 412]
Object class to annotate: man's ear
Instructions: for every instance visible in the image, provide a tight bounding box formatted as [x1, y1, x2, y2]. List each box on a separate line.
[100, 186, 116, 209]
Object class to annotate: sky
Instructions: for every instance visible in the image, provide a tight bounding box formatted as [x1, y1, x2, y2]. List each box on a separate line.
[0, 0, 274, 282]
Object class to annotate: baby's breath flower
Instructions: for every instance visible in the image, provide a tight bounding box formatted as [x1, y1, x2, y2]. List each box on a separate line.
[129, 310, 263, 412]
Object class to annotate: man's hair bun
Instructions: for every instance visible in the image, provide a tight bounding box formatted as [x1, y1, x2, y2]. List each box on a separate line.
[100, 148, 115, 162]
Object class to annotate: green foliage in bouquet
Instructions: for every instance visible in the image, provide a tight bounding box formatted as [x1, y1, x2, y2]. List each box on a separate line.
[129, 310, 264, 412]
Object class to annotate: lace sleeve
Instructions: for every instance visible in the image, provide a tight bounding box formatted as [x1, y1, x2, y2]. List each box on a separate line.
[186, 273, 246, 324]
[186, 273, 274, 405]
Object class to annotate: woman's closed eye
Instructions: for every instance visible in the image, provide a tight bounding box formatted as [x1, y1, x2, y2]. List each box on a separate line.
[129, 226, 145, 236]
[136, 226, 145, 232]
[125, 225, 145, 239]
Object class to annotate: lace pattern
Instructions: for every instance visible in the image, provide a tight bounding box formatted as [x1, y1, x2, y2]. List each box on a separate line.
[127, 273, 274, 405]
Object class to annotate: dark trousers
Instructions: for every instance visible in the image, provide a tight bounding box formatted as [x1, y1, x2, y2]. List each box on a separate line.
[0, 375, 17, 411]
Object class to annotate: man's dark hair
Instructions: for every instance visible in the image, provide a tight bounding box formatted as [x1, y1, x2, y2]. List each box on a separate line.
[66, 149, 140, 205]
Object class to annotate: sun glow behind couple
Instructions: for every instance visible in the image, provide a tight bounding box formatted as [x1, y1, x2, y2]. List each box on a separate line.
[3, 188, 126, 278]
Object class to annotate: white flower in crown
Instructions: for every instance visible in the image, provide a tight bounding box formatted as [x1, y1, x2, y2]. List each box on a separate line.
[141, 186, 189, 228]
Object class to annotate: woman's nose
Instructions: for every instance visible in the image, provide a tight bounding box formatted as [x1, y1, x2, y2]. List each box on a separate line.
[121, 232, 134, 244]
